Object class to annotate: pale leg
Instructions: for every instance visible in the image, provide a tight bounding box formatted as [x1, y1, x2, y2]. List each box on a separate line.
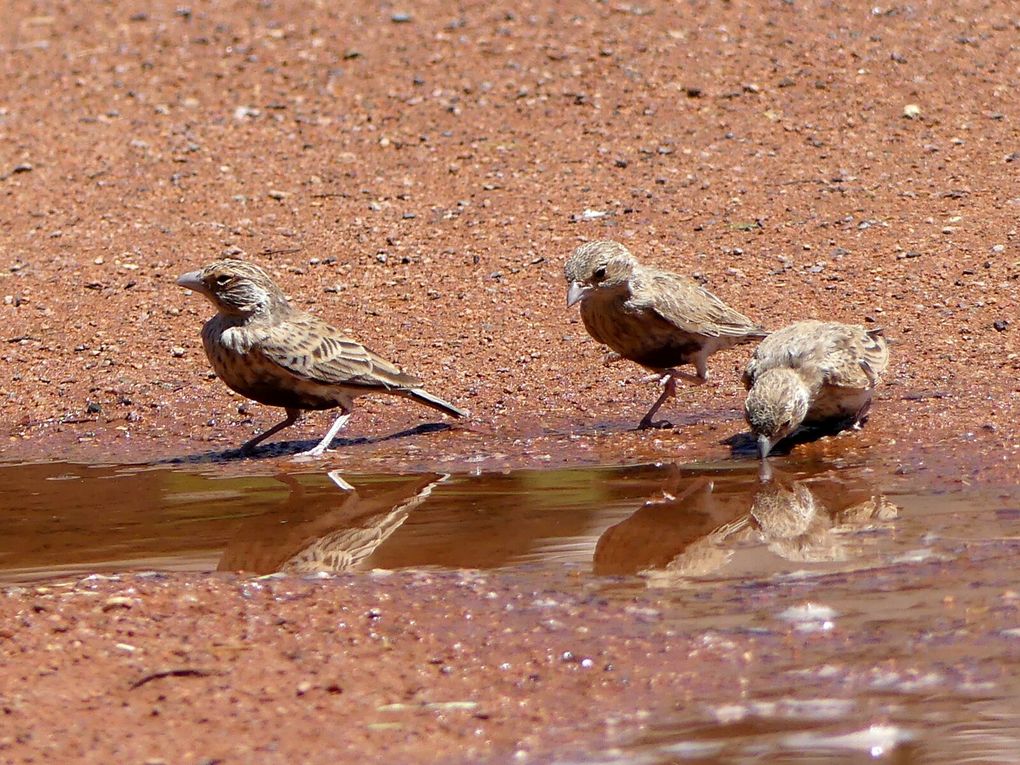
[326, 469, 355, 491]
[298, 411, 352, 458]
[241, 408, 301, 453]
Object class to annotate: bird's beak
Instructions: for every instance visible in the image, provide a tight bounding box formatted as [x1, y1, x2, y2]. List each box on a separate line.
[757, 434, 774, 461]
[176, 270, 206, 294]
[566, 281, 589, 308]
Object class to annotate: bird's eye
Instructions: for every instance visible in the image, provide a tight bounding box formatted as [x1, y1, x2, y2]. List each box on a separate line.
[215, 274, 231, 286]
[593, 266, 607, 280]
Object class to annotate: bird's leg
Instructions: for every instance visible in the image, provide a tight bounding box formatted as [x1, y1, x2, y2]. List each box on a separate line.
[671, 370, 708, 386]
[850, 398, 873, 430]
[241, 408, 301, 454]
[637, 360, 709, 430]
[638, 372, 678, 430]
[681, 354, 710, 386]
[602, 351, 623, 367]
[326, 469, 355, 492]
[298, 409, 352, 458]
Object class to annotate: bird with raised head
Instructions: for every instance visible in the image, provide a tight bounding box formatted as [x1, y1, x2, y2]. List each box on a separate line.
[564, 240, 767, 429]
[176, 259, 466, 456]
[743, 320, 890, 459]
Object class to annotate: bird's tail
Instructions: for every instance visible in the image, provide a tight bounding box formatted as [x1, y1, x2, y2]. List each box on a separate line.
[401, 388, 468, 419]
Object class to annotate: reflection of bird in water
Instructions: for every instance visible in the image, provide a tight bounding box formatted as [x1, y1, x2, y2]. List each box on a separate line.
[619, 467, 899, 587]
[282, 473, 445, 574]
[749, 479, 846, 563]
[595, 474, 750, 577]
[657, 512, 749, 579]
[218, 472, 446, 575]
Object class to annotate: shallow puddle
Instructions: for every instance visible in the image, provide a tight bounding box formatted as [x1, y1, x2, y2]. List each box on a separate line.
[0, 458, 1010, 585]
[1, 458, 1018, 762]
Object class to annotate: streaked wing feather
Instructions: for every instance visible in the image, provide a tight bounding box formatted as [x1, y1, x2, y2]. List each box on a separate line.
[820, 326, 890, 389]
[258, 315, 421, 389]
[631, 270, 761, 338]
[745, 321, 889, 390]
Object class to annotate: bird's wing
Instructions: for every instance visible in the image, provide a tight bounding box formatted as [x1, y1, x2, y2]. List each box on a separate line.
[256, 313, 422, 389]
[819, 325, 890, 390]
[630, 269, 764, 339]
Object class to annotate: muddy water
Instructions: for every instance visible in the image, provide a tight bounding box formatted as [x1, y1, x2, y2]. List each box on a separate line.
[1, 458, 1018, 762]
[0, 459, 1009, 583]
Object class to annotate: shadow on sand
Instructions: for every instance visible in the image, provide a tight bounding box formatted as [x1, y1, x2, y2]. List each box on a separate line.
[157, 422, 455, 465]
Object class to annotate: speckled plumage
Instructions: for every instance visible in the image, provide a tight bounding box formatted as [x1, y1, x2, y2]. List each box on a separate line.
[281, 473, 446, 574]
[564, 240, 766, 429]
[177, 260, 466, 456]
[743, 320, 890, 458]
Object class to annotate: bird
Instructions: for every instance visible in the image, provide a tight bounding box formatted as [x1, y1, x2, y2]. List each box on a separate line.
[742, 320, 890, 459]
[564, 240, 767, 429]
[176, 259, 466, 457]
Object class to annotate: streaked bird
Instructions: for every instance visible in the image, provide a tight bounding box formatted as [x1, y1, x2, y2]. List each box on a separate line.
[176, 259, 466, 456]
[743, 320, 890, 459]
[564, 240, 767, 429]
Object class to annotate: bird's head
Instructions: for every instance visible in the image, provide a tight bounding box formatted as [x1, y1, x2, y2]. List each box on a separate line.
[744, 368, 810, 460]
[176, 259, 289, 317]
[563, 240, 639, 307]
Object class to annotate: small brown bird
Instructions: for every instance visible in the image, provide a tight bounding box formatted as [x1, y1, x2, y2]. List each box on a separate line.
[564, 240, 767, 429]
[176, 259, 466, 456]
[743, 320, 890, 459]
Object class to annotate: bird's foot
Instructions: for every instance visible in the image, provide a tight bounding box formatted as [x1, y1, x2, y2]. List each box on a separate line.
[638, 418, 674, 430]
[850, 413, 870, 431]
[293, 445, 330, 460]
[602, 351, 623, 367]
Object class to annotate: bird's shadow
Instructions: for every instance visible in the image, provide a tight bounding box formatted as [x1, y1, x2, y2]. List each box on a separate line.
[157, 422, 455, 466]
[724, 420, 864, 458]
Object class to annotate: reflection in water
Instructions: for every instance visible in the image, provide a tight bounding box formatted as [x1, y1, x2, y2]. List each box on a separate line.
[595, 466, 898, 583]
[219, 473, 447, 574]
[0, 460, 900, 583]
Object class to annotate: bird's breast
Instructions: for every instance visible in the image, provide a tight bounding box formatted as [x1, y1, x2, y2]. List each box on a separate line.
[200, 318, 353, 411]
[580, 298, 702, 370]
[806, 386, 872, 424]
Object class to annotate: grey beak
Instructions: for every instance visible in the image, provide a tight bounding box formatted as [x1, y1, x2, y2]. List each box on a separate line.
[176, 270, 205, 293]
[566, 281, 589, 308]
[757, 434, 774, 461]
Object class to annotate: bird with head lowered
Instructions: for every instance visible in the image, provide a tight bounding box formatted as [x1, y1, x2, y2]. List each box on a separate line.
[743, 320, 890, 460]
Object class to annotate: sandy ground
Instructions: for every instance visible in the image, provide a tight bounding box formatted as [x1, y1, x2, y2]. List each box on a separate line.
[1, 0, 1019, 760]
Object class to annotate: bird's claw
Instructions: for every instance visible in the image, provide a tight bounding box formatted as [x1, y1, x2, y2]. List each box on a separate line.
[293, 448, 328, 460]
[638, 418, 674, 430]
